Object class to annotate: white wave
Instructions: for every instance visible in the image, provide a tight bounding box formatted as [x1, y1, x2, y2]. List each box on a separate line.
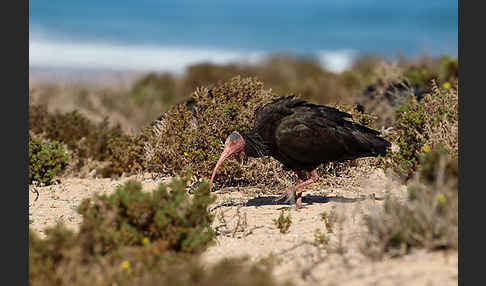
[29, 31, 358, 75]
[29, 37, 266, 74]
[316, 49, 357, 73]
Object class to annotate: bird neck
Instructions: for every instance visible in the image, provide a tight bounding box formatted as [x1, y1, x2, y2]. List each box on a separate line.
[240, 130, 270, 158]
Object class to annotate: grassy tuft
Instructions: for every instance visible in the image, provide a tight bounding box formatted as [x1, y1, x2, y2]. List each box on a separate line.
[29, 136, 69, 185]
[361, 147, 458, 259]
[274, 209, 292, 234]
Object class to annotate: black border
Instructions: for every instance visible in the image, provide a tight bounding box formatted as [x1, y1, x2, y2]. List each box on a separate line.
[4, 0, 28, 284]
[458, 1, 482, 285]
[457, 0, 462, 283]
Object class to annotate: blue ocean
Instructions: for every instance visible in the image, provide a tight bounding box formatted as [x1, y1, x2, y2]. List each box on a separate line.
[29, 0, 458, 74]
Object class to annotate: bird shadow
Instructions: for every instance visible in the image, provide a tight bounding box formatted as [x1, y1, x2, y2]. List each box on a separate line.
[244, 194, 370, 208]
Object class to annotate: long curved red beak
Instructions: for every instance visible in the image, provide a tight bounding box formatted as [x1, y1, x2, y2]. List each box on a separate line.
[209, 146, 233, 191]
[209, 134, 245, 191]
[210, 132, 246, 190]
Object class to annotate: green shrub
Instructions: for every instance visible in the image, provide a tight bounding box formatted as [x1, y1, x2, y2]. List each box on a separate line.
[383, 80, 458, 180]
[438, 55, 459, 83]
[401, 55, 458, 89]
[102, 129, 151, 176]
[29, 137, 69, 185]
[361, 147, 458, 259]
[29, 104, 123, 162]
[30, 229, 290, 286]
[387, 95, 427, 178]
[29, 225, 76, 285]
[403, 66, 439, 90]
[415, 145, 458, 188]
[76, 173, 215, 255]
[145, 76, 281, 187]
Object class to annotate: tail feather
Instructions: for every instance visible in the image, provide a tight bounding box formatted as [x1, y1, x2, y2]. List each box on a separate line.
[347, 128, 391, 159]
[371, 136, 391, 157]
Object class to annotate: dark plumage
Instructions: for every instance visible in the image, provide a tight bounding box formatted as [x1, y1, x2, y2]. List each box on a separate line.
[210, 96, 391, 209]
[244, 96, 389, 169]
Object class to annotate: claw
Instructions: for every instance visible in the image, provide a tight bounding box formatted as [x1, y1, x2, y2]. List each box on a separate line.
[275, 186, 297, 204]
[274, 170, 317, 209]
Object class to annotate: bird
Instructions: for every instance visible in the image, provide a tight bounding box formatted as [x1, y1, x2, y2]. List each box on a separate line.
[209, 95, 391, 209]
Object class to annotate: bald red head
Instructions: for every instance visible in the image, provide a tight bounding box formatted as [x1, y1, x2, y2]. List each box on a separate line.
[209, 131, 246, 190]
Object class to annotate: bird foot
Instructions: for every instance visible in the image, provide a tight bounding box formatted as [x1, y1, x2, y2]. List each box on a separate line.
[275, 187, 297, 205]
[295, 196, 303, 210]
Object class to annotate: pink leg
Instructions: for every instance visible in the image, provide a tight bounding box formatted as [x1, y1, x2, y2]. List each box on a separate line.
[295, 187, 303, 209]
[277, 170, 318, 209]
[290, 178, 303, 209]
[295, 170, 318, 209]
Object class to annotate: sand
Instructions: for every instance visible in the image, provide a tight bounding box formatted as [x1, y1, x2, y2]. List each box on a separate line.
[28, 168, 457, 286]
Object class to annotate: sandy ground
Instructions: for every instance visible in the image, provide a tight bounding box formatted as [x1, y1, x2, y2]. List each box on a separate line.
[29, 168, 457, 286]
